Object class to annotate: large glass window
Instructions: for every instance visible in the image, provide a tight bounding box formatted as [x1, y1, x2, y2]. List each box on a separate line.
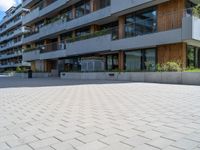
[75, 0, 91, 18]
[125, 49, 156, 71]
[125, 51, 142, 71]
[106, 54, 119, 71]
[144, 49, 156, 71]
[187, 45, 200, 68]
[125, 7, 157, 38]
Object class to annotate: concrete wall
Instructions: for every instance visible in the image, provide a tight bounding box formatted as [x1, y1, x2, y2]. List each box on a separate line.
[60, 72, 200, 85]
[66, 34, 112, 56]
[182, 16, 200, 41]
[23, 50, 40, 61]
[111, 0, 152, 14]
[111, 29, 182, 51]
[14, 72, 51, 78]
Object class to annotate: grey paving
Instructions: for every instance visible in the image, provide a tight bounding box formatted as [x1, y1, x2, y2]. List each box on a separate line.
[0, 77, 200, 150]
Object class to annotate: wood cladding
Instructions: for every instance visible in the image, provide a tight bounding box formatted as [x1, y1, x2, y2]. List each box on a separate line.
[157, 43, 187, 67]
[118, 51, 124, 71]
[157, 0, 185, 32]
[118, 16, 125, 39]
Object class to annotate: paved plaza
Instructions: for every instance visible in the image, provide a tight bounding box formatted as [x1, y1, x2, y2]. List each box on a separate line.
[0, 77, 200, 150]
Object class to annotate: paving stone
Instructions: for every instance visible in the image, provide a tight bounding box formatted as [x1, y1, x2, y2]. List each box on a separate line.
[54, 132, 83, 142]
[51, 141, 75, 150]
[121, 135, 151, 147]
[77, 133, 105, 143]
[133, 144, 160, 150]
[171, 138, 199, 150]
[75, 141, 107, 150]
[139, 130, 163, 140]
[101, 142, 132, 150]
[0, 142, 10, 150]
[29, 137, 60, 149]
[146, 137, 175, 149]
[8, 145, 33, 150]
[98, 134, 127, 145]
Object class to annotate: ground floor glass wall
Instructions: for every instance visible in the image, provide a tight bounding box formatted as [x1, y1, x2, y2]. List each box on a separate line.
[125, 49, 156, 71]
[187, 45, 200, 68]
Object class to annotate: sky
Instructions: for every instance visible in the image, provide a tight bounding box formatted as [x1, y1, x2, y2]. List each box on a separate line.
[0, 0, 21, 21]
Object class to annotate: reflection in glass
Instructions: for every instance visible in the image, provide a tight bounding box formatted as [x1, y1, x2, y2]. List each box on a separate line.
[125, 51, 142, 71]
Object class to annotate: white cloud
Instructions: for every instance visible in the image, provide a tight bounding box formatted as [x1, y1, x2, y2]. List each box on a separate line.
[0, 0, 21, 11]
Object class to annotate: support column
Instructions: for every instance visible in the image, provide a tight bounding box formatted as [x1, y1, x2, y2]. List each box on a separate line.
[118, 16, 125, 39]
[90, 25, 99, 33]
[90, 0, 95, 12]
[118, 51, 125, 71]
[72, 5, 76, 19]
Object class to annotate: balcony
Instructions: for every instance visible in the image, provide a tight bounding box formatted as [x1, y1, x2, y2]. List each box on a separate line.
[23, 6, 111, 44]
[0, 6, 23, 26]
[23, 31, 112, 61]
[0, 28, 24, 42]
[0, 40, 23, 51]
[0, 62, 30, 68]
[0, 18, 22, 34]
[22, 7, 39, 25]
[22, 0, 33, 7]
[112, 8, 200, 51]
[0, 51, 22, 60]
[23, 49, 40, 61]
[23, 0, 69, 25]
[111, 0, 153, 14]
[182, 15, 200, 42]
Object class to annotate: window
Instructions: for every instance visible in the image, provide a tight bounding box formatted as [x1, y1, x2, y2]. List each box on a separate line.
[65, 9, 73, 21]
[187, 45, 200, 68]
[125, 49, 156, 71]
[75, 27, 90, 37]
[125, 7, 157, 38]
[99, 0, 110, 9]
[125, 51, 142, 71]
[75, 0, 91, 18]
[106, 54, 119, 71]
[144, 49, 156, 71]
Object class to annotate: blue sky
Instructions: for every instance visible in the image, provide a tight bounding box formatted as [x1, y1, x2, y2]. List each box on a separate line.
[0, 0, 21, 21]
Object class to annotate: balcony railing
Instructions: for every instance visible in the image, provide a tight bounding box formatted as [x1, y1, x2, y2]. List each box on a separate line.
[24, 8, 200, 54]
[24, 28, 114, 53]
[24, 5, 111, 37]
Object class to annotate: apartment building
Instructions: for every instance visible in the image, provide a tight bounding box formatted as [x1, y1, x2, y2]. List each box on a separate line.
[0, 5, 30, 72]
[22, 0, 200, 74]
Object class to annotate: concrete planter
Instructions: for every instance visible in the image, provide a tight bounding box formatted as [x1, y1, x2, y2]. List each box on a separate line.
[60, 72, 200, 85]
[13, 73, 51, 78]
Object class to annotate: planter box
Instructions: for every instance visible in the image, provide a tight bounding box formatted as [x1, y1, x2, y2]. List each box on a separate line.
[60, 72, 200, 85]
[13, 73, 51, 78]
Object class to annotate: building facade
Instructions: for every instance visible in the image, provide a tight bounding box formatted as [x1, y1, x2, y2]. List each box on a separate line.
[20, 0, 200, 74]
[0, 5, 30, 72]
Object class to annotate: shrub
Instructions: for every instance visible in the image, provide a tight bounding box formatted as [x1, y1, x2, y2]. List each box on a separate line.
[157, 61, 182, 72]
[16, 67, 22, 73]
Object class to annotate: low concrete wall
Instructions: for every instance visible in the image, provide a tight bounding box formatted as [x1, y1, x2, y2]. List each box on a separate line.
[60, 72, 200, 85]
[13, 73, 51, 78]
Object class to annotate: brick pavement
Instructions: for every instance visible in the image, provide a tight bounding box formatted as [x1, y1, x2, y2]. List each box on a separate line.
[0, 77, 200, 150]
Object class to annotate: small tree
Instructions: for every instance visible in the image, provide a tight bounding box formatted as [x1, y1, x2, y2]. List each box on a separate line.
[193, 4, 200, 18]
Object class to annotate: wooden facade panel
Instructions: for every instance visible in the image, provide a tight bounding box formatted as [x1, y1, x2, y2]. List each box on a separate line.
[157, 0, 185, 32]
[157, 43, 187, 67]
